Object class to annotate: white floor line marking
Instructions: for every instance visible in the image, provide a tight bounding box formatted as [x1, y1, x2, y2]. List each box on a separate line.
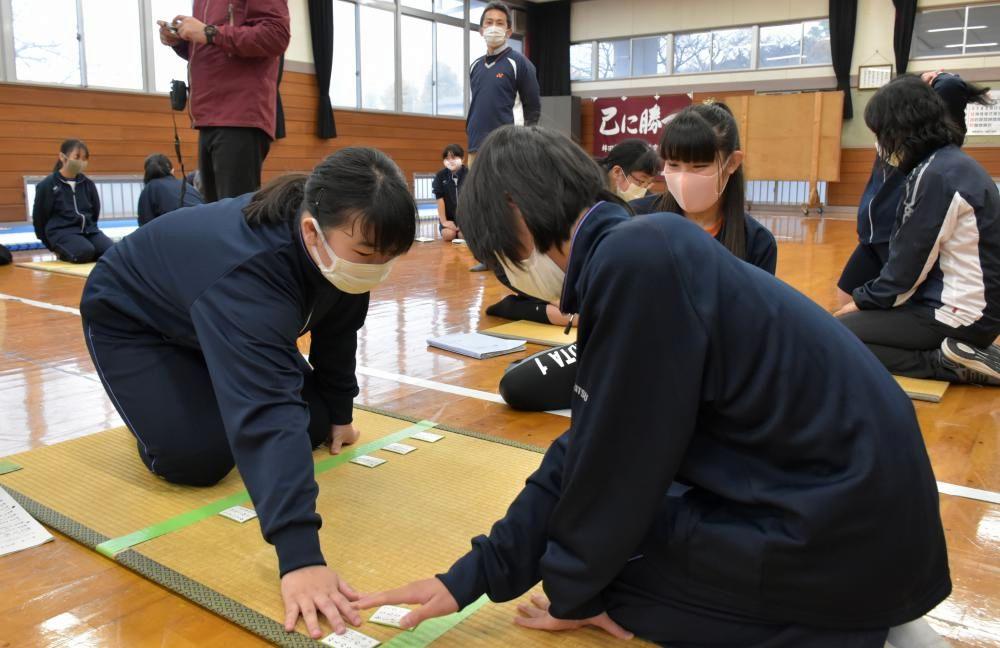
[0, 292, 81, 316]
[7, 293, 1000, 501]
[936, 481, 1000, 505]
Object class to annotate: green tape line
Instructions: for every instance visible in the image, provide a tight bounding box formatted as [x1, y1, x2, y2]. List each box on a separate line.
[96, 419, 438, 559]
[383, 595, 489, 648]
[0, 459, 22, 475]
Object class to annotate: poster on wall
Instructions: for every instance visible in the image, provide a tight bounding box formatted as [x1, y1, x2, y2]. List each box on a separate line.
[593, 94, 692, 155]
[966, 90, 1000, 136]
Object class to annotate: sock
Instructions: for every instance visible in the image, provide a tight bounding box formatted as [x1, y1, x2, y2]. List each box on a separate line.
[485, 295, 551, 324]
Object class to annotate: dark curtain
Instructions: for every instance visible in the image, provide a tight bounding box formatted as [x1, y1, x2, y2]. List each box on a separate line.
[829, 0, 859, 119]
[275, 54, 286, 139]
[526, 0, 570, 96]
[308, 0, 337, 138]
[892, 0, 918, 75]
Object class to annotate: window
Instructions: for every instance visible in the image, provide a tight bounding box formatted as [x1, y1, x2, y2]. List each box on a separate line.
[760, 19, 830, 68]
[801, 19, 831, 64]
[11, 0, 81, 85]
[570, 42, 594, 81]
[151, 0, 193, 92]
[436, 22, 464, 116]
[597, 39, 630, 79]
[81, 0, 143, 89]
[759, 23, 801, 68]
[437, 0, 464, 19]
[673, 31, 711, 74]
[402, 15, 433, 114]
[711, 27, 752, 71]
[632, 35, 669, 76]
[331, 0, 358, 108]
[360, 5, 395, 111]
[401, 0, 432, 10]
[913, 4, 1000, 57]
[469, 27, 487, 63]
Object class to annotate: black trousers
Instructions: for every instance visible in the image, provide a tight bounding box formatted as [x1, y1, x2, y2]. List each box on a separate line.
[838, 306, 961, 382]
[48, 230, 114, 264]
[198, 126, 271, 203]
[83, 320, 329, 486]
[837, 242, 889, 293]
[0, 243, 11, 265]
[606, 541, 889, 648]
[499, 343, 577, 411]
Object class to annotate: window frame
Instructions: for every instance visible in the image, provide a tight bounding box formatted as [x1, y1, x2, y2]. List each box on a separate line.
[911, 3, 1000, 60]
[569, 16, 833, 83]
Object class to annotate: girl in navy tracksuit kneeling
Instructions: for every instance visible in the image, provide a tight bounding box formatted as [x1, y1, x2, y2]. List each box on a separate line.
[501, 103, 777, 412]
[356, 125, 950, 647]
[80, 147, 416, 639]
[835, 76, 1000, 385]
[32, 139, 113, 263]
[137, 153, 203, 225]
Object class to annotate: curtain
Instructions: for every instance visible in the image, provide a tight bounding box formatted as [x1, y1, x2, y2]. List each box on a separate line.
[308, 0, 337, 138]
[892, 0, 918, 75]
[527, 0, 571, 96]
[829, 0, 859, 119]
[275, 54, 286, 140]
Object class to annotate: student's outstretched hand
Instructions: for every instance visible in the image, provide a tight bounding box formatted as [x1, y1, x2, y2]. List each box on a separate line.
[355, 577, 459, 629]
[514, 594, 634, 640]
[281, 565, 362, 639]
[833, 301, 859, 318]
[329, 423, 361, 455]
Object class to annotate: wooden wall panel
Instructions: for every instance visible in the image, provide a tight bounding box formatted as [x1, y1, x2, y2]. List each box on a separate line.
[826, 147, 1000, 207]
[0, 71, 467, 222]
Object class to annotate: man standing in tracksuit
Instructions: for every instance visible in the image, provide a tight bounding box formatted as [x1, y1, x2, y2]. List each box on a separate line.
[159, 0, 290, 203]
[466, 3, 541, 271]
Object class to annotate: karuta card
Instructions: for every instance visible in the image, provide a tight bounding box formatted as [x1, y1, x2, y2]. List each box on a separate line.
[320, 628, 381, 648]
[382, 443, 416, 455]
[350, 455, 386, 468]
[218, 505, 257, 523]
[369, 605, 412, 629]
[410, 430, 443, 443]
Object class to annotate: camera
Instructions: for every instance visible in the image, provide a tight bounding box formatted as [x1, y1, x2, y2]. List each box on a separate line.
[170, 79, 188, 112]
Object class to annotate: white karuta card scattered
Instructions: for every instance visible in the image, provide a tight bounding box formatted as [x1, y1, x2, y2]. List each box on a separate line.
[218, 505, 257, 523]
[320, 628, 381, 648]
[382, 442, 416, 455]
[410, 430, 443, 443]
[369, 605, 412, 629]
[350, 455, 386, 468]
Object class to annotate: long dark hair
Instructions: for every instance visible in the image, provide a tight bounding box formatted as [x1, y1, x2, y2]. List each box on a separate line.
[458, 125, 632, 273]
[143, 153, 173, 184]
[866, 75, 964, 174]
[243, 147, 416, 257]
[654, 102, 747, 261]
[53, 139, 89, 173]
[596, 138, 661, 183]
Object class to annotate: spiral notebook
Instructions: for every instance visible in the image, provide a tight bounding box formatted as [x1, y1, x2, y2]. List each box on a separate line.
[427, 332, 526, 359]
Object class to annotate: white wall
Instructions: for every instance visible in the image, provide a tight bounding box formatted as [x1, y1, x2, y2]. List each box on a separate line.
[286, 0, 313, 65]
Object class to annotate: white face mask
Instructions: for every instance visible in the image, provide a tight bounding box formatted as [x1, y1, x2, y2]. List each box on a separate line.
[615, 169, 648, 201]
[497, 249, 566, 304]
[483, 26, 507, 50]
[306, 217, 394, 294]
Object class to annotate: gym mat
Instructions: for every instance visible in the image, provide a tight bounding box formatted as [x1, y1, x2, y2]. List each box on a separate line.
[480, 321, 576, 348]
[894, 376, 949, 403]
[16, 260, 96, 278]
[0, 406, 643, 647]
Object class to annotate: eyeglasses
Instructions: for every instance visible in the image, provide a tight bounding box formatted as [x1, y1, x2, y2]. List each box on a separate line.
[626, 172, 656, 189]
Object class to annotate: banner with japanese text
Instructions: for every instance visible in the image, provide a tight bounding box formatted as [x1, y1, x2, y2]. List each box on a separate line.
[592, 95, 692, 155]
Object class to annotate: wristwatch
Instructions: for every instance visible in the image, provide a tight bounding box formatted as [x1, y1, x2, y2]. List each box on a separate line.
[204, 24, 218, 44]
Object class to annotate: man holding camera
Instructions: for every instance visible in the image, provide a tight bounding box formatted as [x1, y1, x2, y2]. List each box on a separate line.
[159, 2, 290, 203]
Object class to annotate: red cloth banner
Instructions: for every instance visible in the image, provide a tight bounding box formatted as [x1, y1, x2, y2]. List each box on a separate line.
[592, 94, 692, 155]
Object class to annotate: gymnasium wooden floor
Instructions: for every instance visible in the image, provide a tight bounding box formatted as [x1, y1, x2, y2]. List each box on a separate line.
[0, 214, 997, 647]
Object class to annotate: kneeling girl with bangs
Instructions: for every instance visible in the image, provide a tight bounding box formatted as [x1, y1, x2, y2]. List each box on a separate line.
[501, 102, 776, 412]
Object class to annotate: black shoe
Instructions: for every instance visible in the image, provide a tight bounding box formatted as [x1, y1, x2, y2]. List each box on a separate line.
[470, 262, 488, 272]
[486, 294, 550, 324]
[941, 338, 1000, 382]
[935, 349, 1000, 386]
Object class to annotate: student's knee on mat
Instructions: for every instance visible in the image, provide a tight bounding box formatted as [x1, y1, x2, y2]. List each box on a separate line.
[156, 456, 234, 487]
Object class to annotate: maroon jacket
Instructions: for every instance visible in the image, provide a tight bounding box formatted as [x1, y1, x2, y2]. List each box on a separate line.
[173, 0, 290, 139]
